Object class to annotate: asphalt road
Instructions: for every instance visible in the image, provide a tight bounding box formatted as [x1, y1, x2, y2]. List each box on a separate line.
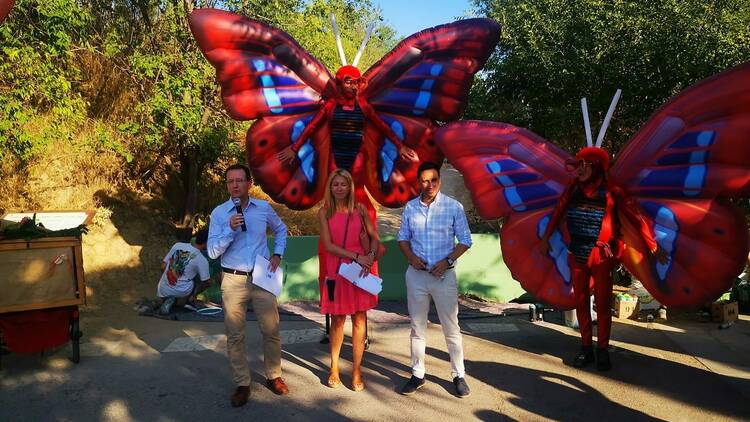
[1, 303, 749, 422]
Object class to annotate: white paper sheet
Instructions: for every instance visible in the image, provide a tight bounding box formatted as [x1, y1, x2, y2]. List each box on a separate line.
[252, 255, 283, 297]
[337, 262, 383, 295]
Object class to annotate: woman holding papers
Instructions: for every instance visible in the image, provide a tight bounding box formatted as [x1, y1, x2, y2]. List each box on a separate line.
[318, 169, 381, 391]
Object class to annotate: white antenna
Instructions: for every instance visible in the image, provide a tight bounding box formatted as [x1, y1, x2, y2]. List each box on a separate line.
[352, 22, 375, 68]
[580, 97, 593, 147]
[329, 14, 347, 66]
[595, 89, 622, 148]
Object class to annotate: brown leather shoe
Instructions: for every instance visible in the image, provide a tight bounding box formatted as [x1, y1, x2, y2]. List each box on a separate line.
[230, 385, 250, 407]
[266, 377, 290, 395]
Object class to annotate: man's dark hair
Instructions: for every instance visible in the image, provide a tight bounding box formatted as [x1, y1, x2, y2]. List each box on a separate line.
[417, 161, 441, 179]
[194, 228, 209, 246]
[225, 163, 253, 183]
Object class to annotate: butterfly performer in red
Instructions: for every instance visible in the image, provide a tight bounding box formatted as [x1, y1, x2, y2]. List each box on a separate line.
[436, 62, 750, 371]
[189, 9, 499, 211]
[538, 93, 668, 369]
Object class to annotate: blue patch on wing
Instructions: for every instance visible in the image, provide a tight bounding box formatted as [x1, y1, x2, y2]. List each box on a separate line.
[377, 115, 406, 184]
[537, 215, 571, 284]
[667, 130, 716, 149]
[291, 116, 316, 184]
[637, 131, 715, 197]
[380, 140, 399, 183]
[251, 58, 318, 115]
[370, 63, 446, 117]
[485, 159, 559, 212]
[640, 201, 678, 284]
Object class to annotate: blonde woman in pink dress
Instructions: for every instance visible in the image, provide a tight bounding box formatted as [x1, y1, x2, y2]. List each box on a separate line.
[318, 169, 381, 391]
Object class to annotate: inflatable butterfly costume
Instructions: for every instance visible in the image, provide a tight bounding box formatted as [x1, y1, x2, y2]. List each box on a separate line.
[0, 0, 13, 24]
[189, 8, 500, 211]
[437, 62, 750, 365]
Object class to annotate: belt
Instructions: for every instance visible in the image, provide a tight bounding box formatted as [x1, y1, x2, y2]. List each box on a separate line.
[419, 266, 454, 271]
[222, 267, 252, 276]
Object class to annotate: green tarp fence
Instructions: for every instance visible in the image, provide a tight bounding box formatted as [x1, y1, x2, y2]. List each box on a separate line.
[272, 233, 525, 303]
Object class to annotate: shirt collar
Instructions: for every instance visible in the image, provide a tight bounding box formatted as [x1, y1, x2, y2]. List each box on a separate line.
[419, 192, 443, 207]
[224, 197, 258, 213]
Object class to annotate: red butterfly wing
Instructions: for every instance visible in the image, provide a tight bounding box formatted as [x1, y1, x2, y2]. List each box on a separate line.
[0, 0, 14, 24]
[362, 19, 500, 121]
[611, 61, 750, 199]
[359, 114, 442, 208]
[610, 61, 750, 307]
[618, 198, 748, 308]
[189, 9, 334, 120]
[246, 113, 330, 210]
[436, 121, 581, 308]
[435, 121, 571, 219]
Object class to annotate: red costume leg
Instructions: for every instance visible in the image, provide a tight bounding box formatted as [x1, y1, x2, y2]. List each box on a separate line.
[571, 256, 593, 347]
[590, 251, 614, 349]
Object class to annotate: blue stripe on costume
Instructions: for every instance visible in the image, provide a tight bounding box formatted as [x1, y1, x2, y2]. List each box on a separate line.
[252, 59, 319, 114]
[641, 201, 678, 284]
[486, 159, 525, 173]
[377, 115, 406, 184]
[253, 59, 282, 113]
[641, 130, 714, 197]
[537, 215, 571, 284]
[668, 131, 716, 149]
[292, 116, 316, 184]
[412, 64, 443, 116]
[485, 159, 555, 211]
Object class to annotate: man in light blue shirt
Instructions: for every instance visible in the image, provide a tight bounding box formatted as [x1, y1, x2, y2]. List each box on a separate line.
[397, 161, 473, 398]
[208, 164, 289, 407]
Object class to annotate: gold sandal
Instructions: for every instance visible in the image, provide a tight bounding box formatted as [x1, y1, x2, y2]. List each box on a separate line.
[327, 373, 341, 388]
[351, 380, 365, 392]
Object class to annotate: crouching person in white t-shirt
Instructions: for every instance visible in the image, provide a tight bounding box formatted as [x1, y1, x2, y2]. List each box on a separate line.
[155, 229, 211, 315]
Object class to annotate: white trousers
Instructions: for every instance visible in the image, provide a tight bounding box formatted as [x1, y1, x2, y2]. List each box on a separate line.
[405, 266, 465, 379]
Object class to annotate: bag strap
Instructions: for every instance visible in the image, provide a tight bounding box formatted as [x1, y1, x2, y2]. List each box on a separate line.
[334, 212, 352, 270]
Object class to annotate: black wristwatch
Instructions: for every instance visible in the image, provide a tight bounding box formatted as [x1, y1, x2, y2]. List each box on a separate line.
[273, 253, 283, 259]
[446, 257, 455, 266]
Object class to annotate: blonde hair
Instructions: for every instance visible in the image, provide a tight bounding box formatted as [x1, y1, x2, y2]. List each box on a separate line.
[323, 169, 355, 219]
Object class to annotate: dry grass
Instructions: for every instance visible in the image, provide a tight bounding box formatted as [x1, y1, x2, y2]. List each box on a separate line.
[0, 142, 122, 214]
[1, 157, 322, 238]
[0, 117, 321, 236]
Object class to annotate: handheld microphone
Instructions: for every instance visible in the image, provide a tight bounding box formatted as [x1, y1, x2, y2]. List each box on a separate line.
[231, 197, 247, 232]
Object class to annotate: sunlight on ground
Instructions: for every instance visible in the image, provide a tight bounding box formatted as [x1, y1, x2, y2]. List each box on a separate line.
[101, 399, 134, 422]
[80, 328, 159, 360]
[84, 224, 143, 271]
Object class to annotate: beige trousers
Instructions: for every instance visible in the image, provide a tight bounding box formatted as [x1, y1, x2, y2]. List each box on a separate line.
[221, 272, 282, 386]
[405, 266, 465, 379]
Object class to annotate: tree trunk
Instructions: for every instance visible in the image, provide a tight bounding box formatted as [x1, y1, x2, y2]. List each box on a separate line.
[180, 147, 200, 228]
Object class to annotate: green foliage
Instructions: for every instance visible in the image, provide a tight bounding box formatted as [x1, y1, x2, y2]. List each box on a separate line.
[0, 0, 398, 221]
[0, 0, 91, 161]
[469, 0, 750, 153]
[282, 0, 397, 71]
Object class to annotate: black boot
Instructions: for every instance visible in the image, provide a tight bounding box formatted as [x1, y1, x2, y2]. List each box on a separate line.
[596, 348, 612, 371]
[573, 346, 595, 368]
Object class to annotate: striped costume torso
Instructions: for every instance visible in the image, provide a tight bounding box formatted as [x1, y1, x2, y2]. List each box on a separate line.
[330, 104, 365, 171]
[566, 186, 607, 263]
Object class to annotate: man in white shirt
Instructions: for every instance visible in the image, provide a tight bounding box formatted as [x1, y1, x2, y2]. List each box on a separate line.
[156, 229, 211, 314]
[397, 162, 473, 398]
[207, 163, 289, 406]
